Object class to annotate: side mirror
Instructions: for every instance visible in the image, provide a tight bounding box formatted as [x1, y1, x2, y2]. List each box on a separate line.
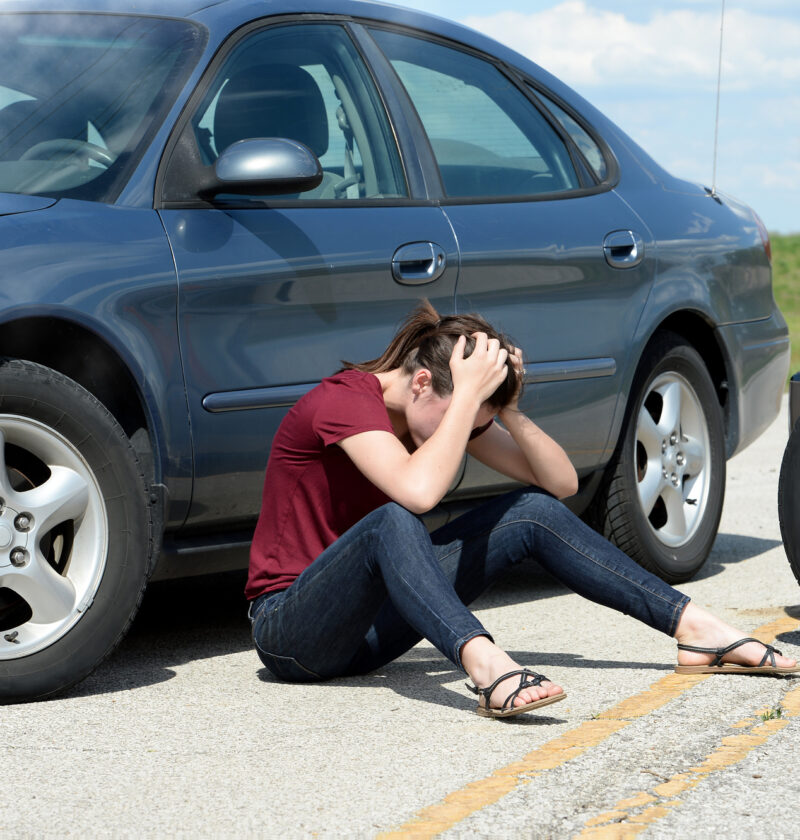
[199, 138, 323, 198]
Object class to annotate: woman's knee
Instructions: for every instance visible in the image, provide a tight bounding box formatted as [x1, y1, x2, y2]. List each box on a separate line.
[367, 502, 427, 535]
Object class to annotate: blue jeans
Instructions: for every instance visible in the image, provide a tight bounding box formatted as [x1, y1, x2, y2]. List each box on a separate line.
[249, 486, 690, 682]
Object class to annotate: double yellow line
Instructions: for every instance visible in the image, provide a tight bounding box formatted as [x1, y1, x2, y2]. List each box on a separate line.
[379, 613, 800, 839]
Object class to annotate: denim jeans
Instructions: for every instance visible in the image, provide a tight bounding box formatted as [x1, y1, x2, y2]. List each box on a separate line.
[249, 486, 690, 682]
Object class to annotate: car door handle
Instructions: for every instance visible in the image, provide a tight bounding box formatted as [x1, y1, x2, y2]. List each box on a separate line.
[603, 230, 644, 268]
[391, 242, 447, 285]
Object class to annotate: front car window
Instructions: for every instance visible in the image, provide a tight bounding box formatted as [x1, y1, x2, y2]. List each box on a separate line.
[0, 13, 205, 202]
[166, 23, 407, 203]
[369, 28, 580, 199]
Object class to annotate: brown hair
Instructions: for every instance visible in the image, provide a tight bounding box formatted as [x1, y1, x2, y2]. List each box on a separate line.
[343, 300, 520, 409]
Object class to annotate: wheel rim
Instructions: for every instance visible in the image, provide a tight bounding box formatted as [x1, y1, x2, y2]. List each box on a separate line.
[635, 372, 712, 549]
[0, 416, 108, 659]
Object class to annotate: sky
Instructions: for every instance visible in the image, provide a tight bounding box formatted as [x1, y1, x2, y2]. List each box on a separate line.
[395, 0, 800, 233]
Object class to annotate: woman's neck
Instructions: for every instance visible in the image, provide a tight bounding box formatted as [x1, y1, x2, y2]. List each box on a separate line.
[374, 369, 410, 441]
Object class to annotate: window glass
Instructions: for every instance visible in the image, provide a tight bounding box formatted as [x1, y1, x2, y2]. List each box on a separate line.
[188, 24, 406, 201]
[369, 29, 579, 198]
[531, 89, 607, 182]
[0, 14, 204, 202]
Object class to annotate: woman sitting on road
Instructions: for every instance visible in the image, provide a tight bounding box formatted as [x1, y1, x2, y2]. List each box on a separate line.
[246, 301, 798, 718]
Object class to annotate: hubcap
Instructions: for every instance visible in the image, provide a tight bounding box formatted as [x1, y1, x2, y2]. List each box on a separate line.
[635, 373, 711, 548]
[0, 416, 107, 659]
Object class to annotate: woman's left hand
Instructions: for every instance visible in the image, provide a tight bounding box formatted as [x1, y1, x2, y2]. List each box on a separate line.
[504, 346, 524, 413]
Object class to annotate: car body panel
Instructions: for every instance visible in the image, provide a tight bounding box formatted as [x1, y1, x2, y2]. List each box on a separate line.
[0, 199, 193, 524]
[161, 204, 459, 526]
[0, 0, 788, 547]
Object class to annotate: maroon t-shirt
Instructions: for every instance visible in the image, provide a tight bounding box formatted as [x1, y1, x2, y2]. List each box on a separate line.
[246, 369, 395, 599]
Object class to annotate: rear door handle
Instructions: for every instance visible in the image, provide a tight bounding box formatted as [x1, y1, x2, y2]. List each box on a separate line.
[603, 230, 644, 268]
[391, 242, 447, 285]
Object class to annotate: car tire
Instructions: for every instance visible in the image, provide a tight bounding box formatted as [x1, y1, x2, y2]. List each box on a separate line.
[594, 332, 725, 583]
[778, 417, 800, 587]
[0, 359, 152, 703]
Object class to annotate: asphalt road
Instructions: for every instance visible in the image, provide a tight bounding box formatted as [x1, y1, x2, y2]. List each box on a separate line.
[2, 398, 799, 839]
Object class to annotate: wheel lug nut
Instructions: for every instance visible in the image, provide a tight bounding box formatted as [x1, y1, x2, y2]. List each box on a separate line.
[676, 453, 685, 466]
[671, 473, 679, 486]
[10, 547, 29, 567]
[661, 441, 667, 454]
[14, 513, 32, 532]
[669, 432, 678, 446]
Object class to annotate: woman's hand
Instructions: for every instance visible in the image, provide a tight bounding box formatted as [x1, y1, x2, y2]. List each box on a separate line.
[449, 333, 510, 408]
[504, 345, 524, 413]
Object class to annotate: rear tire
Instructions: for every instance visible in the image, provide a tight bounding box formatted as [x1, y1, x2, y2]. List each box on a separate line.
[593, 332, 725, 583]
[778, 417, 800, 586]
[0, 360, 152, 703]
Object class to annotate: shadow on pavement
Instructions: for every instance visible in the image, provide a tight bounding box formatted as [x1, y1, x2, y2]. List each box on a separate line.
[67, 535, 773, 703]
[691, 533, 782, 582]
[62, 570, 253, 700]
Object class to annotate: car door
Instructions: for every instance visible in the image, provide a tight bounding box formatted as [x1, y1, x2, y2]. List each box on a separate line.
[157, 21, 458, 529]
[368, 27, 656, 498]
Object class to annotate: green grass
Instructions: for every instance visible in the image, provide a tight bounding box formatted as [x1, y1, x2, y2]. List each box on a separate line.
[772, 233, 800, 380]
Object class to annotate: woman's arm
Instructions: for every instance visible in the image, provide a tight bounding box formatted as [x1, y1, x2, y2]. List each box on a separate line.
[338, 334, 508, 514]
[466, 348, 578, 499]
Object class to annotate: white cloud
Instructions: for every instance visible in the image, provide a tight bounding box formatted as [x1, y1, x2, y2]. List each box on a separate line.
[462, 2, 800, 92]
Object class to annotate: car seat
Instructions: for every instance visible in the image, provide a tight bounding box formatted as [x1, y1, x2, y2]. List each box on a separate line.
[212, 63, 343, 199]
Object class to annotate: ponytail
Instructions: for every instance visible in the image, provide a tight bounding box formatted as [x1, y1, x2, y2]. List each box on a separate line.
[343, 300, 520, 410]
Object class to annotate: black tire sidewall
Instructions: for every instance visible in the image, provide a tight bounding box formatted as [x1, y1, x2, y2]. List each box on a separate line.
[610, 334, 725, 582]
[778, 418, 800, 586]
[0, 361, 151, 703]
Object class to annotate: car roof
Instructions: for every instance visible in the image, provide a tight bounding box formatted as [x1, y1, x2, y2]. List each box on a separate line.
[0, 0, 540, 82]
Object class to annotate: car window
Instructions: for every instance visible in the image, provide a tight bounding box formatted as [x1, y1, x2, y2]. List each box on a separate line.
[369, 29, 580, 199]
[182, 23, 407, 202]
[0, 13, 204, 202]
[531, 87, 608, 182]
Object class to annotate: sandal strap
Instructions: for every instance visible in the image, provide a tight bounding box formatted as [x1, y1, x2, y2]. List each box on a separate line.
[465, 668, 550, 712]
[677, 637, 780, 668]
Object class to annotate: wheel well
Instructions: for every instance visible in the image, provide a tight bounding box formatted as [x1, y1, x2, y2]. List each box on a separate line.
[648, 312, 730, 437]
[0, 317, 156, 480]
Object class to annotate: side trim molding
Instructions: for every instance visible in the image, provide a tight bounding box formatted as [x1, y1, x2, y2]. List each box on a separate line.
[202, 357, 617, 413]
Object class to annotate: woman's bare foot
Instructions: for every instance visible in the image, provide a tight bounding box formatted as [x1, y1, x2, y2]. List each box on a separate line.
[460, 636, 564, 711]
[675, 603, 797, 669]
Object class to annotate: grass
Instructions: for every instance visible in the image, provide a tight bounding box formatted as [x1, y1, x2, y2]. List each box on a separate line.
[771, 233, 800, 379]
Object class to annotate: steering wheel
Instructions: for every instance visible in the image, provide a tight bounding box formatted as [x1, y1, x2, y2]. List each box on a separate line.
[20, 139, 114, 167]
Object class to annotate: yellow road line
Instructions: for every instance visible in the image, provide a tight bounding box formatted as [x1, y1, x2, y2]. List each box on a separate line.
[378, 614, 799, 840]
[578, 676, 800, 838]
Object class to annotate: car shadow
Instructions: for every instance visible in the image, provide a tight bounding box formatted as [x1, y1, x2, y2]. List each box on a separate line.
[62, 562, 670, 702]
[61, 533, 785, 703]
[690, 532, 782, 582]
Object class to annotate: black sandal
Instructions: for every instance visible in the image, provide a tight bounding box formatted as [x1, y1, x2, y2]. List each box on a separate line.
[675, 637, 800, 675]
[466, 668, 566, 718]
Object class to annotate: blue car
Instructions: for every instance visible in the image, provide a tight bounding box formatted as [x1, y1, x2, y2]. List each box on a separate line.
[0, 0, 788, 702]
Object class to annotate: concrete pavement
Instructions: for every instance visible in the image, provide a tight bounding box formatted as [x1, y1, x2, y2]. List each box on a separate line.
[1, 398, 798, 838]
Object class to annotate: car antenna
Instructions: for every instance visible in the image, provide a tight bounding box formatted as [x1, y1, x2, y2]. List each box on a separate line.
[708, 0, 726, 203]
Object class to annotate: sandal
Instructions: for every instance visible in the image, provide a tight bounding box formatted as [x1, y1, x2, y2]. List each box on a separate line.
[466, 668, 566, 719]
[675, 637, 800, 675]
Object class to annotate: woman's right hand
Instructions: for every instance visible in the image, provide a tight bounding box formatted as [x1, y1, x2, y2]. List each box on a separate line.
[449, 333, 510, 407]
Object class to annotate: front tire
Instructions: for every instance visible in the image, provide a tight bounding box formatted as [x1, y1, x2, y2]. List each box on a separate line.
[0, 360, 152, 703]
[595, 332, 725, 583]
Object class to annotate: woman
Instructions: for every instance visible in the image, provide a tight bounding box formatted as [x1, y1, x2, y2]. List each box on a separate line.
[247, 302, 797, 719]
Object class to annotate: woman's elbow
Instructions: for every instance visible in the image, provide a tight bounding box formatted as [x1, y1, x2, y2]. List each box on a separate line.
[554, 470, 579, 500]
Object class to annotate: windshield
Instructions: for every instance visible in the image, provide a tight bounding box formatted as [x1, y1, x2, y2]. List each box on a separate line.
[0, 13, 205, 203]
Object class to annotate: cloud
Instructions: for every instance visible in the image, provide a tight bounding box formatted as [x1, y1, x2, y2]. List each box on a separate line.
[462, 1, 800, 92]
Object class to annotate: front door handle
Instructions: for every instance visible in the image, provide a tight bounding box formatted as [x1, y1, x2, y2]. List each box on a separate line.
[603, 230, 644, 268]
[391, 242, 447, 285]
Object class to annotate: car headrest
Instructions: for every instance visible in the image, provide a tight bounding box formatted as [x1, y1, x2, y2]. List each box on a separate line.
[213, 63, 329, 160]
